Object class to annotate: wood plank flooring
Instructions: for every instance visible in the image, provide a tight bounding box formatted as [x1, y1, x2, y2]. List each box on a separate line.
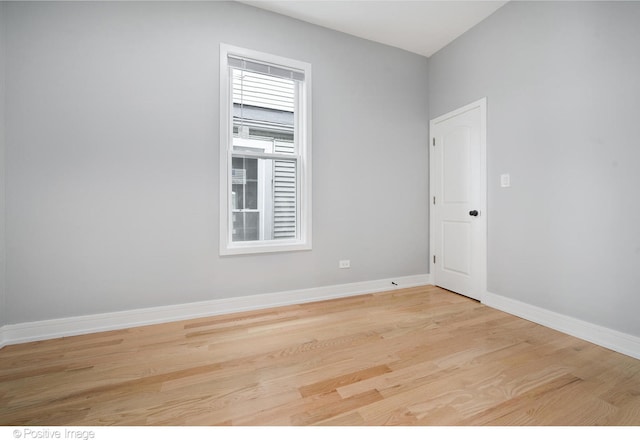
[1, 286, 640, 425]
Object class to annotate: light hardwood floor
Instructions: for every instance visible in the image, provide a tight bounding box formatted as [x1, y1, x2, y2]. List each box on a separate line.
[1, 285, 639, 425]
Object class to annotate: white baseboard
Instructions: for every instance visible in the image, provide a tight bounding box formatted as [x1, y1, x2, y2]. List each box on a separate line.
[0, 273, 431, 348]
[483, 291, 640, 361]
[0, 327, 6, 349]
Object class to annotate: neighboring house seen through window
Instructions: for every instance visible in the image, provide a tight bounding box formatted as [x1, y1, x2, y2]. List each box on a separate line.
[219, 44, 312, 255]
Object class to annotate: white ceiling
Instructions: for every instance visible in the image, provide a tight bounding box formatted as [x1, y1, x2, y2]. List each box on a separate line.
[240, 1, 509, 58]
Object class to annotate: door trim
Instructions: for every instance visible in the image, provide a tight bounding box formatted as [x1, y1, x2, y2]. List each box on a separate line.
[429, 98, 487, 301]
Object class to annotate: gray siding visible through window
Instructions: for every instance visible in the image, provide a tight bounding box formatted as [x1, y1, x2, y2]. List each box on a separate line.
[273, 141, 296, 239]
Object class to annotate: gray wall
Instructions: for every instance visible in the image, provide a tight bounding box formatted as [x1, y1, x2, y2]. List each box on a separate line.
[0, 2, 6, 327]
[429, 1, 640, 337]
[3, 1, 429, 324]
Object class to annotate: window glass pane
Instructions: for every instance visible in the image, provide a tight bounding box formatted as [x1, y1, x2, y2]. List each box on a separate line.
[231, 156, 297, 242]
[232, 212, 259, 242]
[232, 157, 257, 210]
[232, 68, 296, 153]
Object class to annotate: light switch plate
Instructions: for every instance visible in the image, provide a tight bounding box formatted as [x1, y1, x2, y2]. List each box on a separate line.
[500, 174, 511, 188]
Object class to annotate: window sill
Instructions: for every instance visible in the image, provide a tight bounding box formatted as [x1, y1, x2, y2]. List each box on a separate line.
[220, 240, 312, 256]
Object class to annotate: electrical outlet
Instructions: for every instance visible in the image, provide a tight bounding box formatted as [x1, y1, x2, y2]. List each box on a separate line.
[339, 260, 351, 269]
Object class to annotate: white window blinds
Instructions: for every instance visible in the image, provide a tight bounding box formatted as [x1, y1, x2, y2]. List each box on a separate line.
[227, 55, 305, 81]
[230, 54, 302, 113]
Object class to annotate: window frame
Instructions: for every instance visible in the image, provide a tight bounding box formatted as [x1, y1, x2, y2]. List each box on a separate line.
[219, 43, 312, 255]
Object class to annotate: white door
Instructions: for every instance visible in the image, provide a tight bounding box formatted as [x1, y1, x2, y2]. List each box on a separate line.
[430, 98, 487, 301]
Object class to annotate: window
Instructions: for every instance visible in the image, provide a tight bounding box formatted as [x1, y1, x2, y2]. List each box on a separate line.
[219, 44, 312, 255]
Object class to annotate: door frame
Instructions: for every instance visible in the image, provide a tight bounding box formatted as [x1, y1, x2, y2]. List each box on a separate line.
[429, 97, 487, 301]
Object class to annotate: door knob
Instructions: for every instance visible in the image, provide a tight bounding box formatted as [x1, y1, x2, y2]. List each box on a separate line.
[469, 210, 479, 217]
